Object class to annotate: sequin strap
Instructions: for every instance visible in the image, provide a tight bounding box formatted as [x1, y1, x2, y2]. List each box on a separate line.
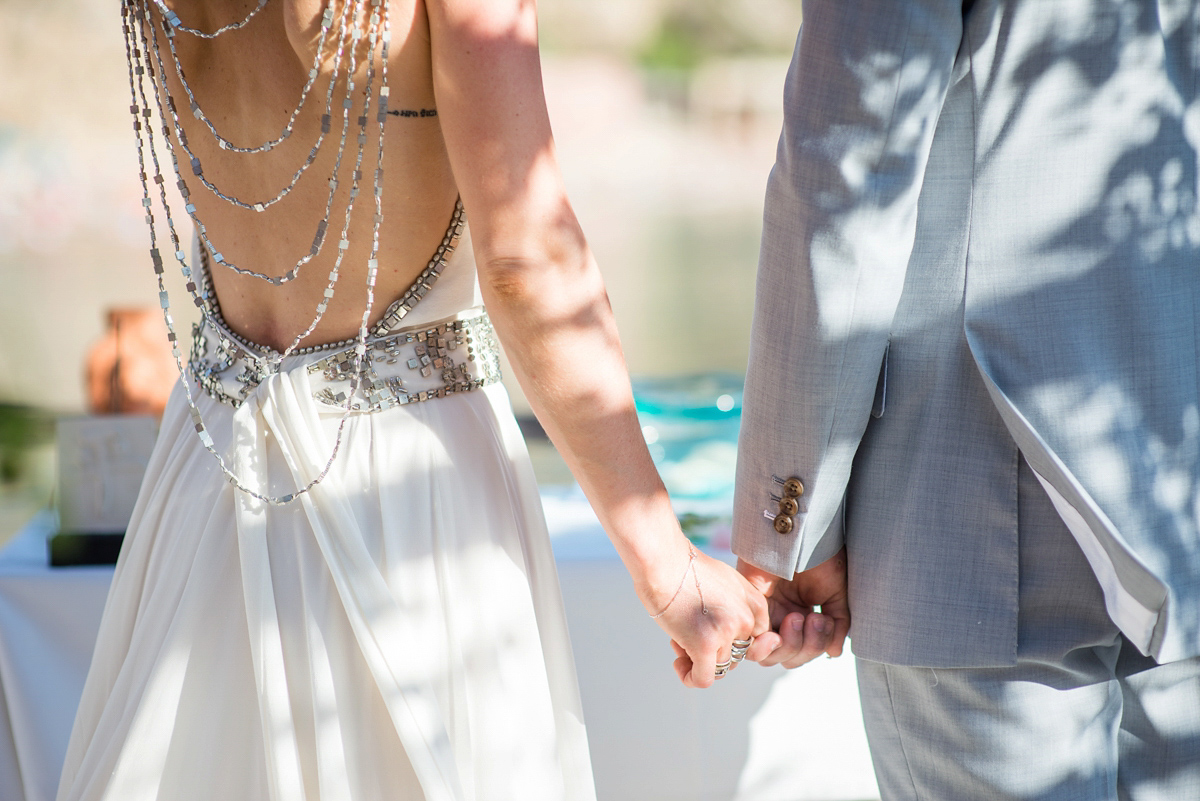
[190, 309, 501, 411]
[309, 311, 502, 412]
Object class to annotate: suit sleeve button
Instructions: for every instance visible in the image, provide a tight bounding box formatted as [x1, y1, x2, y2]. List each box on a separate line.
[778, 497, 799, 516]
[783, 478, 804, 498]
[773, 514, 794, 535]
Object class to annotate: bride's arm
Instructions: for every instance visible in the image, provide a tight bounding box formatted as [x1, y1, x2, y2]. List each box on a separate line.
[426, 0, 769, 687]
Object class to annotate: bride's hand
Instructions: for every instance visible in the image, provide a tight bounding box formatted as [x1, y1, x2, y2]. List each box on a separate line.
[638, 545, 770, 688]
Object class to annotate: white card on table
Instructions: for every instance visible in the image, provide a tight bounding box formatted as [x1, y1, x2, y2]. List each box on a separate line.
[56, 415, 159, 534]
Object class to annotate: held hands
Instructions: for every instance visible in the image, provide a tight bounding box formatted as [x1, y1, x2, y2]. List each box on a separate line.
[637, 542, 848, 687]
[639, 545, 771, 689]
[738, 548, 850, 668]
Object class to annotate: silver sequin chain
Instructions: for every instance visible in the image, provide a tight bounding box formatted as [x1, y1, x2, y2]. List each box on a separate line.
[140, 0, 362, 284]
[158, 2, 336, 155]
[122, 0, 394, 505]
[149, 0, 269, 38]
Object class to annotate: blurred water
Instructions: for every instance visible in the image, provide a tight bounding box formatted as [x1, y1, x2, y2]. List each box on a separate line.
[460, 55, 779, 518]
[602, 211, 762, 380]
[635, 373, 742, 500]
[523, 203, 763, 515]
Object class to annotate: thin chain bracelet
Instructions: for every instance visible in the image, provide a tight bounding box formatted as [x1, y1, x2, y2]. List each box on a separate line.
[649, 545, 709, 619]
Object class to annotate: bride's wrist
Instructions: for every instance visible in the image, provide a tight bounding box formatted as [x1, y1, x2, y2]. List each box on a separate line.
[592, 486, 696, 606]
[622, 531, 697, 611]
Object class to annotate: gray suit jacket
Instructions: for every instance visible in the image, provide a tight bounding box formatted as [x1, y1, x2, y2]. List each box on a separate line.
[733, 0, 1200, 667]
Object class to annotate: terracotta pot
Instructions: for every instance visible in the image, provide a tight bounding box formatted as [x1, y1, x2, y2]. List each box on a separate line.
[85, 308, 179, 417]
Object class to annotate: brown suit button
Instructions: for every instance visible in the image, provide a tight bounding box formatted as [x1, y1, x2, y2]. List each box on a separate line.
[783, 478, 804, 498]
[778, 497, 799, 516]
[773, 514, 794, 535]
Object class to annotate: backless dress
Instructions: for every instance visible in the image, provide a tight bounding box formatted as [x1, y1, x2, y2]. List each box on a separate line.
[56, 206, 597, 801]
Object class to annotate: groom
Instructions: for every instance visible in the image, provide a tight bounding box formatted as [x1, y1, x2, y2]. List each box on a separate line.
[733, 1, 1200, 798]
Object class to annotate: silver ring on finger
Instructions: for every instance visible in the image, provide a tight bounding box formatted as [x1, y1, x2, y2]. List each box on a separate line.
[714, 659, 733, 678]
[731, 639, 752, 662]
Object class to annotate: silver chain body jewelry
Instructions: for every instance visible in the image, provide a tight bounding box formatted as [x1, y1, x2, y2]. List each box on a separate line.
[140, 0, 362, 285]
[153, 5, 350, 210]
[122, 0, 395, 505]
[159, 2, 335, 154]
[129, 0, 363, 353]
[150, 0, 270, 38]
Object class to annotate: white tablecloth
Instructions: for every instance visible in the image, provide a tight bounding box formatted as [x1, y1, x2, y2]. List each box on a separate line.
[0, 513, 110, 801]
[0, 496, 878, 801]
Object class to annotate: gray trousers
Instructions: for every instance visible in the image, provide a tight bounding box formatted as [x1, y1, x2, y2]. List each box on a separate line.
[856, 458, 1200, 801]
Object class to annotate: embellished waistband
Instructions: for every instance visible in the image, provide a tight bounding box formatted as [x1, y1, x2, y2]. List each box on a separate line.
[189, 309, 503, 412]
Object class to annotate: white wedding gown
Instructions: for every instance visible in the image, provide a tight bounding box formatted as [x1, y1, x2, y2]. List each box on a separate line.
[57, 210, 597, 801]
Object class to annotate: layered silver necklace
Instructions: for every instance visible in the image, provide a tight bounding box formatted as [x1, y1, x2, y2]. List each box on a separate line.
[121, 0, 393, 504]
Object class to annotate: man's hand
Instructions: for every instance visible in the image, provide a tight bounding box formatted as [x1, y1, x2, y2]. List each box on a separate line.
[737, 549, 849, 668]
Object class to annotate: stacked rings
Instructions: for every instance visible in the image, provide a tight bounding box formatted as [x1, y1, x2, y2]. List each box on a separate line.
[716, 637, 755, 679]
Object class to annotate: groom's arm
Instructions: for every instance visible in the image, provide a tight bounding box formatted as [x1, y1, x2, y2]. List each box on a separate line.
[733, 0, 967, 578]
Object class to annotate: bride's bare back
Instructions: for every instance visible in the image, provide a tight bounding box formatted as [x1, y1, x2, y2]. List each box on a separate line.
[150, 0, 765, 690]
[156, 0, 457, 350]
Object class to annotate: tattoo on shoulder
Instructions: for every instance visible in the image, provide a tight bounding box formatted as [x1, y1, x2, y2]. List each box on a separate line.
[387, 108, 438, 119]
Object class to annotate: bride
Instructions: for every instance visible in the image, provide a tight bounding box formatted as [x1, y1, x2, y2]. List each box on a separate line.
[57, 1, 770, 799]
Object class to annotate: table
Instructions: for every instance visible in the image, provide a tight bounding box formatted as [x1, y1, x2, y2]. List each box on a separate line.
[0, 513, 110, 801]
[0, 497, 879, 801]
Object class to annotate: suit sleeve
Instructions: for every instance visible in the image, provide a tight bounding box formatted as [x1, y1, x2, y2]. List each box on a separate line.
[732, 0, 967, 577]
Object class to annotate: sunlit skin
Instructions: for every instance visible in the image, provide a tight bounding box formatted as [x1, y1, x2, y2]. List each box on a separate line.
[154, 0, 775, 688]
[151, 0, 454, 349]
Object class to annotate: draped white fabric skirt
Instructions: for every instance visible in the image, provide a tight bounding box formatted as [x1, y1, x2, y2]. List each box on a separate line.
[56, 365, 596, 801]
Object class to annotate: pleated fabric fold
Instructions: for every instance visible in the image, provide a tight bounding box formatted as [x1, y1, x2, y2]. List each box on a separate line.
[57, 364, 595, 801]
